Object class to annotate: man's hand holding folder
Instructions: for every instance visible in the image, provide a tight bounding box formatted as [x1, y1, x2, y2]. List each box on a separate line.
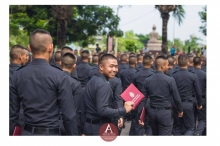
[124, 101, 134, 113]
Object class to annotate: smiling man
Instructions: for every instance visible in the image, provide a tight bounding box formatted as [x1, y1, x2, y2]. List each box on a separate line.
[81, 54, 134, 135]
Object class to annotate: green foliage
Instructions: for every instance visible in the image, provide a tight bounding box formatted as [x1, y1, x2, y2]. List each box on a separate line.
[9, 5, 120, 48]
[9, 30, 29, 49]
[198, 6, 206, 36]
[173, 38, 184, 51]
[183, 35, 200, 51]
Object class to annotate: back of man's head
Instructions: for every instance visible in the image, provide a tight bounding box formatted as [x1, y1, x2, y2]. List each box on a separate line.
[61, 52, 76, 69]
[193, 57, 201, 67]
[188, 55, 194, 65]
[10, 44, 26, 62]
[129, 56, 137, 65]
[61, 46, 73, 56]
[92, 55, 99, 64]
[129, 52, 135, 57]
[137, 54, 143, 62]
[155, 55, 168, 70]
[120, 54, 128, 63]
[143, 54, 152, 66]
[167, 55, 175, 67]
[54, 51, 62, 63]
[81, 50, 90, 60]
[29, 29, 52, 55]
[178, 54, 189, 67]
[98, 52, 106, 62]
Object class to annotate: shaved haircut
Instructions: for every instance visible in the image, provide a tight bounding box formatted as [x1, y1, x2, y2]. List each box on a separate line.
[155, 55, 168, 70]
[81, 50, 90, 60]
[54, 51, 62, 63]
[61, 52, 76, 69]
[143, 54, 152, 66]
[10, 44, 26, 61]
[120, 54, 128, 62]
[99, 54, 117, 65]
[30, 29, 52, 54]
[188, 55, 194, 64]
[167, 55, 175, 66]
[61, 46, 73, 56]
[92, 55, 99, 64]
[178, 54, 189, 67]
[193, 57, 201, 66]
[128, 56, 137, 65]
[98, 52, 106, 61]
[137, 54, 143, 61]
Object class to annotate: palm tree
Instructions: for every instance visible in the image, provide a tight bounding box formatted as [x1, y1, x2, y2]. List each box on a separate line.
[155, 5, 185, 54]
[51, 5, 74, 48]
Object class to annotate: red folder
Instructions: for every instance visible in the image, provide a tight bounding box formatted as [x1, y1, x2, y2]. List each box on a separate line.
[140, 107, 146, 123]
[120, 83, 144, 109]
[13, 126, 22, 136]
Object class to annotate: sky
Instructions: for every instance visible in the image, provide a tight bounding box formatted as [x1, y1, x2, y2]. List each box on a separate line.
[108, 5, 206, 46]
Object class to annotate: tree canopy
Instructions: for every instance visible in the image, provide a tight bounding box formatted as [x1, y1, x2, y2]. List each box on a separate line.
[198, 6, 206, 36]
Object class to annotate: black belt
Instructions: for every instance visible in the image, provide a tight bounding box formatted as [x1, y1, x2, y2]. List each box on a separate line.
[86, 118, 111, 124]
[24, 124, 60, 135]
[181, 99, 193, 102]
[150, 106, 170, 110]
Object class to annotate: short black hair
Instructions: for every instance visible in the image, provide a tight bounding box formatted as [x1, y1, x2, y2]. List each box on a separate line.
[129, 56, 137, 65]
[120, 54, 128, 62]
[54, 51, 62, 63]
[92, 55, 99, 63]
[61, 52, 76, 69]
[129, 52, 135, 57]
[143, 54, 152, 66]
[137, 54, 143, 61]
[193, 57, 201, 66]
[98, 52, 106, 61]
[30, 29, 51, 54]
[155, 55, 168, 70]
[178, 54, 189, 67]
[81, 50, 90, 60]
[99, 54, 117, 65]
[188, 55, 194, 64]
[61, 46, 73, 56]
[167, 55, 175, 66]
[10, 44, 26, 61]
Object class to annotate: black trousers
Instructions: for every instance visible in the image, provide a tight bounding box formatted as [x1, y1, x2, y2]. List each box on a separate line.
[195, 98, 206, 135]
[148, 107, 173, 135]
[173, 101, 194, 135]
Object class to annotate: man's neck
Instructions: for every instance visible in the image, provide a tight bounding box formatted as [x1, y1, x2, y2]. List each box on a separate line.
[130, 64, 136, 68]
[82, 60, 89, 63]
[180, 66, 188, 69]
[62, 68, 72, 74]
[120, 61, 127, 64]
[33, 54, 49, 62]
[194, 65, 201, 69]
[168, 65, 174, 69]
[11, 60, 21, 65]
[143, 66, 151, 69]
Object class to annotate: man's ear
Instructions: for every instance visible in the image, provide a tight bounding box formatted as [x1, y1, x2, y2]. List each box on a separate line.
[72, 64, 76, 70]
[99, 63, 104, 72]
[48, 44, 53, 53]
[27, 45, 32, 53]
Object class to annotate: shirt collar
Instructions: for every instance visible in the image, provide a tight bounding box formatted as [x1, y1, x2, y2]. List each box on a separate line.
[31, 58, 49, 65]
[9, 63, 21, 67]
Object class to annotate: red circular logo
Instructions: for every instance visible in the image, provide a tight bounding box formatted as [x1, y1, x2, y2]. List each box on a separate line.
[99, 123, 118, 142]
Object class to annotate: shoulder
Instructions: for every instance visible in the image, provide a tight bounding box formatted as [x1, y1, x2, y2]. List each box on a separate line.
[16, 64, 28, 71]
[172, 70, 179, 76]
[50, 64, 63, 71]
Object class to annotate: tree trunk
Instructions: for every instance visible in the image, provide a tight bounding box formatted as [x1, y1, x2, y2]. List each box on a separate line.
[57, 19, 67, 48]
[161, 13, 170, 54]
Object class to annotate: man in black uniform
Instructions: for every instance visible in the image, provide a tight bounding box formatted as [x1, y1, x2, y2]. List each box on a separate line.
[9, 45, 29, 130]
[60, 53, 82, 135]
[130, 54, 154, 135]
[81, 54, 134, 135]
[193, 57, 206, 135]
[120, 56, 137, 92]
[9, 45, 29, 77]
[88, 55, 99, 79]
[201, 57, 206, 72]
[141, 55, 183, 135]
[115, 54, 129, 78]
[172, 54, 202, 135]
[10, 29, 78, 135]
[76, 50, 92, 88]
[136, 54, 143, 72]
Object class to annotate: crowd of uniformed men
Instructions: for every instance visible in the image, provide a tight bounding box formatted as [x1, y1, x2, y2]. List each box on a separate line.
[9, 29, 206, 136]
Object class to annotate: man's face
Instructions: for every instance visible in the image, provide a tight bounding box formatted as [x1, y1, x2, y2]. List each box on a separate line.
[100, 59, 118, 79]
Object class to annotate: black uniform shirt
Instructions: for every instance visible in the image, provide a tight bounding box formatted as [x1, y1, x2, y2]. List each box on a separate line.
[82, 72, 126, 121]
[71, 69, 78, 79]
[194, 68, 206, 96]
[10, 58, 77, 135]
[9, 63, 21, 77]
[115, 63, 129, 78]
[142, 71, 183, 112]
[172, 68, 202, 106]
[76, 62, 92, 88]
[88, 64, 99, 79]
[136, 62, 143, 72]
[120, 66, 137, 91]
[167, 68, 174, 76]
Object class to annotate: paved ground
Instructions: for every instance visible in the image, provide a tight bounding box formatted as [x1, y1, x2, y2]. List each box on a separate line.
[120, 121, 131, 136]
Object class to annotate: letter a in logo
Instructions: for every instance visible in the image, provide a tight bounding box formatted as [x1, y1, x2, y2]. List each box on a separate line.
[99, 123, 118, 142]
[103, 124, 113, 134]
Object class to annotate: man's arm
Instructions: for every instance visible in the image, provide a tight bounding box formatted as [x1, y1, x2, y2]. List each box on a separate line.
[170, 77, 183, 113]
[57, 74, 78, 135]
[9, 75, 21, 135]
[193, 75, 203, 107]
